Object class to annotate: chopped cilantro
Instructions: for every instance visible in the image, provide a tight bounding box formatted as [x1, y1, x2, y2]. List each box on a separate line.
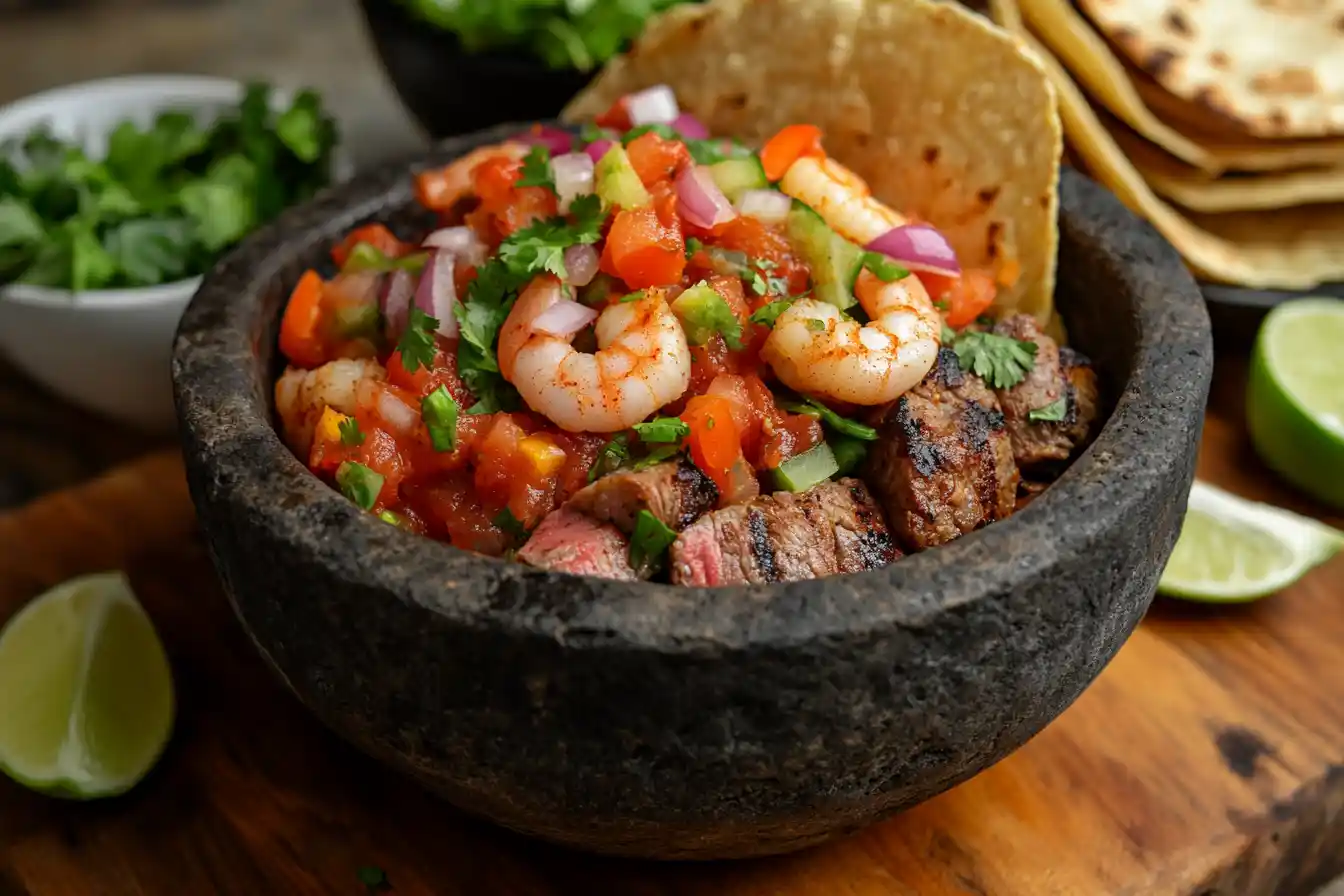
[861, 251, 909, 283]
[1028, 396, 1069, 423]
[335, 462, 383, 512]
[750, 257, 790, 295]
[628, 509, 677, 574]
[420, 385, 459, 452]
[941, 322, 958, 345]
[782, 397, 878, 441]
[497, 192, 605, 277]
[950, 330, 1037, 389]
[621, 123, 679, 144]
[462, 369, 521, 415]
[494, 507, 531, 541]
[685, 138, 754, 166]
[587, 434, 631, 482]
[976, 313, 997, 327]
[805, 318, 826, 332]
[684, 236, 703, 259]
[750, 300, 793, 328]
[619, 289, 647, 303]
[633, 416, 690, 443]
[631, 443, 682, 471]
[580, 122, 612, 144]
[397, 307, 439, 373]
[933, 299, 950, 311]
[515, 144, 555, 192]
[338, 416, 365, 447]
[745, 267, 768, 296]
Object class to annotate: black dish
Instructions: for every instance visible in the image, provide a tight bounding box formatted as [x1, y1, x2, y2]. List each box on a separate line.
[172, 123, 1213, 861]
[357, 0, 598, 138]
[1201, 280, 1344, 353]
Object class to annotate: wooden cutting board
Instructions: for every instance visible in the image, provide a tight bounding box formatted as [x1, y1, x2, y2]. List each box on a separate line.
[2, 359, 1341, 896]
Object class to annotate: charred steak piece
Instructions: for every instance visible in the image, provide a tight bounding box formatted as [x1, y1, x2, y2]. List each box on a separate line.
[992, 314, 1101, 470]
[516, 509, 637, 581]
[863, 347, 1019, 552]
[565, 458, 718, 534]
[670, 478, 899, 587]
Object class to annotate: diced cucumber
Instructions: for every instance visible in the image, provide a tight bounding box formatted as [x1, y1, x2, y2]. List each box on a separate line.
[828, 434, 869, 475]
[332, 303, 382, 339]
[578, 272, 619, 307]
[595, 144, 651, 209]
[708, 157, 768, 202]
[670, 282, 742, 348]
[785, 201, 862, 310]
[771, 442, 839, 492]
[343, 243, 428, 275]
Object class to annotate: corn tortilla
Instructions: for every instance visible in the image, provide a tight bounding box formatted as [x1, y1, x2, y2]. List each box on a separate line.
[563, 0, 1063, 325]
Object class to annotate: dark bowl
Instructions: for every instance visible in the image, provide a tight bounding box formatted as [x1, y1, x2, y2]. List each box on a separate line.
[1201, 280, 1344, 354]
[172, 123, 1213, 861]
[357, 0, 598, 138]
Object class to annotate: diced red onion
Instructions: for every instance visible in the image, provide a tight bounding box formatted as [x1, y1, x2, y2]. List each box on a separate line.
[584, 139, 615, 165]
[532, 298, 598, 337]
[626, 84, 679, 126]
[423, 225, 482, 254]
[735, 189, 792, 224]
[563, 244, 600, 287]
[380, 268, 415, 339]
[671, 112, 709, 140]
[550, 151, 594, 213]
[376, 386, 420, 436]
[675, 165, 737, 229]
[414, 252, 459, 338]
[866, 224, 961, 278]
[517, 124, 573, 155]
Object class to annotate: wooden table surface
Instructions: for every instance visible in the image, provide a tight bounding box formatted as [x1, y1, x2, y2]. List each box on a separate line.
[0, 356, 1341, 896]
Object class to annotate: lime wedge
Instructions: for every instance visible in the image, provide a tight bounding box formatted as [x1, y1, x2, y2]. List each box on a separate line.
[1159, 481, 1343, 602]
[0, 572, 174, 798]
[1247, 297, 1344, 510]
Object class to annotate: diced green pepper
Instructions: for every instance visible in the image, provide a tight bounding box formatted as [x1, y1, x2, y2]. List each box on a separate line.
[336, 461, 383, 511]
[332, 303, 382, 339]
[342, 241, 428, 275]
[420, 385, 458, 453]
[828, 434, 869, 476]
[770, 442, 839, 492]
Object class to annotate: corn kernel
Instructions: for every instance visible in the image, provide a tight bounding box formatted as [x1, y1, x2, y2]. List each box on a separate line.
[316, 406, 349, 445]
[518, 435, 567, 477]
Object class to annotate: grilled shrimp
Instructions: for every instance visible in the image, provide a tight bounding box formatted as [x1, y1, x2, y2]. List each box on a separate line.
[779, 155, 906, 246]
[761, 269, 940, 405]
[275, 357, 387, 456]
[498, 276, 691, 433]
[415, 141, 529, 211]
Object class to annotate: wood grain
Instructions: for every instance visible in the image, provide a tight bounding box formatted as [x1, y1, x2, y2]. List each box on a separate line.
[1, 362, 1341, 896]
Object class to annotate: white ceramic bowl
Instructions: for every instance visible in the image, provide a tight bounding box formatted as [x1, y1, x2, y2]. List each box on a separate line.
[0, 75, 353, 433]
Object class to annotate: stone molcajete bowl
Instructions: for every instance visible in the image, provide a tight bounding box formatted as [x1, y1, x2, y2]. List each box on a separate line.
[172, 123, 1213, 861]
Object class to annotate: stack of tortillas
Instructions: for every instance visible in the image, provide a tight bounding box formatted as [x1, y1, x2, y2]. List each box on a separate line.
[988, 0, 1344, 290]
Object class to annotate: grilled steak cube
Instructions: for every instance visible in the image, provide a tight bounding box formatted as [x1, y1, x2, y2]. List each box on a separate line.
[565, 458, 718, 534]
[863, 347, 1019, 552]
[992, 314, 1101, 470]
[670, 478, 899, 586]
[517, 509, 637, 581]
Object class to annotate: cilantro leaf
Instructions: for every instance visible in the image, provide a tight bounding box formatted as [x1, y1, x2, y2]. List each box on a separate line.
[861, 251, 909, 283]
[782, 397, 878, 441]
[629, 509, 678, 574]
[103, 218, 193, 286]
[1028, 396, 1069, 423]
[580, 122, 613, 145]
[179, 180, 254, 252]
[632, 417, 690, 443]
[684, 236, 703, 259]
[588, 434, 631, 482]
[0, 198, 45, 249]
[941, 322, 957, 345]
[275, 90, 328, 163]
[515, 145, 555, 192]
[494, 507, 531, 541]
[750, 300, 793, 329]
[461, 368, 521, 415]
[397, 307, 440, 373]
[339, 416, 365, 447]
[950, 330, 1037, 389]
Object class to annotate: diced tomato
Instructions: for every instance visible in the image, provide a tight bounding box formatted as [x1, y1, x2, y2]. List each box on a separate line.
[648, 180, 682, 231]
[601, 206, 686, 288]
[352, 427, 407, 510]
[760, 124, 825, 181]
[761, 414, 823, 469]
[688, 337, 737, 396]
[936, 269, 999, 329]
[403, 411, 490, 477]
[681, 394, 744, 494]
[709, 217, 811, 297]
[595, 98, 633, 131]
[387, 342, 473, 405]
[473, 156, 522, 205]
[469, 157, 559, 239]
[742, 374, 787, 467]
[331, 224, 411, 268]
[704, 374, 754, 439]
[551, 432, 608, 501]
[279, 270, 327, 369]
[403, 473, 511, 555]
[625, 131, 692, 188]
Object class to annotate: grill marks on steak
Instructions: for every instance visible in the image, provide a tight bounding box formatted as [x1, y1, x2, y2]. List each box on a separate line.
[515, 509, 637, 580]
[564, 459, 718, 534]
[992, 315, 1101, 471]
[863, 348, 1019, 553]
[670, 479, 899, 586]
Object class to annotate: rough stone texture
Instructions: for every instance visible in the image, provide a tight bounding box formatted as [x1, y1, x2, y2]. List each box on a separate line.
[171, 127, 1214, 860]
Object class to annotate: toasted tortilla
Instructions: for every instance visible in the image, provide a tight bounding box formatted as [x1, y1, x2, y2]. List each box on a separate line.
[1074, 0, 1344, 140]
[1002, 18, 1344, 290]
[1019, 0, 1344, 175]
[563, 0, 1063, 325]
[1110, 124, 1344, 214]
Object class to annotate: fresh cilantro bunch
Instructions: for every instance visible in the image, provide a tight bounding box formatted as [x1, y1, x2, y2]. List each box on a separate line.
[399, 0, 698, 72]
[0, 84, 338, 292]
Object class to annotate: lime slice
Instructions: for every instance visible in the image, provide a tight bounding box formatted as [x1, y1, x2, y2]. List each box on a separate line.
[1247, 297, 1344, 510]
[0, 572, 174, 798]
[1159, 481, 1343, 602]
